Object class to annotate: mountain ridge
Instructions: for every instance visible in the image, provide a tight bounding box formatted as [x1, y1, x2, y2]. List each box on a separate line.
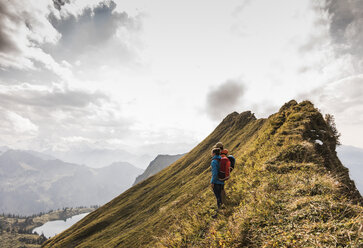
[133, 153, 185, 185]
[45, 147, 153, 169]
[43, 100, 362, 247]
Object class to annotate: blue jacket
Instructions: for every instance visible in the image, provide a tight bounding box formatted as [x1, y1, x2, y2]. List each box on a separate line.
[210, 155, 224, 184]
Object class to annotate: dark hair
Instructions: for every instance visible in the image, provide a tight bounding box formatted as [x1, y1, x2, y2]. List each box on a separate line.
[212, 148, 221, 156]
[215, 142, 223, 150]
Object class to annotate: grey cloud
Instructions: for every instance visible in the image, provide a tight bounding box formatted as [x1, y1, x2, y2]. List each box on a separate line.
[324, 0, 363, 57]
[0, 86, 108, 110]
[0, 0, 142, 83]
[0, 84, 133, 151]
[298, 0, 363, 76]
[0, 85, 114, 133]
[49, 1, 123, 48]
[44, 0, 142, 65]
[297, 66, 311, 74]
[232, 0, 252, 17]
[206, 80, 245, 120]
[0, 0, 142, 153]
[0, 60, 65, 86]
[53, 0, 70, 11]
[307, 0, 363, 72]
[0, 0, 66, 77]
[298, 33, 329, 53]
[0, 1, 23, 54]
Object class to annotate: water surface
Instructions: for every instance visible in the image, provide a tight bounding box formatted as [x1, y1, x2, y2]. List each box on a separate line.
[33, 212, 89, 238]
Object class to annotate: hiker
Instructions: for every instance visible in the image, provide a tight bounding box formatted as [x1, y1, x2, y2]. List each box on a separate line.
[210, 147, 224, 208]
[213, 142, 236, 206]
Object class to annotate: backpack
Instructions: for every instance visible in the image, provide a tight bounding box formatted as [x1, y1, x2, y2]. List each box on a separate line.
[228, 155, 236, 172]
[217, 156, 231, 181]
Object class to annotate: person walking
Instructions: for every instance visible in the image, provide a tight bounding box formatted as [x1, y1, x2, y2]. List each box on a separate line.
[210, 147, 224, 209]
[212, 142, 235, 206]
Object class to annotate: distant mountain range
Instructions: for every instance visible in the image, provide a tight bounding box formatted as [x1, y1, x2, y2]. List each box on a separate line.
[0, 149, 143, 215]
[133, 154, 185, 185]
[337, 145, 363, 194]
[0, 145, 154, 169]
[45, 148, 153, 169]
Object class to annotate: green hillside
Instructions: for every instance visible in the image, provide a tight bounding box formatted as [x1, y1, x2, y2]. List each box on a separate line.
[43, 100, 362, 248]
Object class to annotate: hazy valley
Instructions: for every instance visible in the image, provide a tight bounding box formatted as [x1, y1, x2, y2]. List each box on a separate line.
[0, 149, 143, 215]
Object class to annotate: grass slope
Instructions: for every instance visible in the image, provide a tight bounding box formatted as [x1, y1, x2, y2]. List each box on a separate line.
[43, 100, 363, 248]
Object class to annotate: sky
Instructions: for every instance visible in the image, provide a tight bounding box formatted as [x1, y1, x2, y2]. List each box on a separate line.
[0, 0, 362, 160]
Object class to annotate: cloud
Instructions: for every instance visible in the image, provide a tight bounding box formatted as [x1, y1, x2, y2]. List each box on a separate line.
[304, 0, 363, 73]
[0, 1, 62, 70]
[298, 75, 363, 124]
[298, 32, 329, 54]
[323, 0, 363, 58]
[0, 83, 108, 110]
[0, 0, 142, 83]
[295, 0, 363, 92]
[4, 111, 39, 135]
[44, 0, 143, 68]
[205, 80, 245, 120]
[0, 0, 150, 154]
[0, 83, 134, 151]
[232, 0, 252, 17]
[52, 0, 70, 11]
[0, 110, 38, 143]
[0, 110, 39, 148]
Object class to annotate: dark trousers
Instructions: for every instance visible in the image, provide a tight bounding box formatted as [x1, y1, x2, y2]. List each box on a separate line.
[213, 183, 224, 208]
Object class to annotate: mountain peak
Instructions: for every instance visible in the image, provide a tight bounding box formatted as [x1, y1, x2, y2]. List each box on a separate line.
[218, 110, 255, 129]
[133, 153, 185, 185]
[278, 99, 298, 112]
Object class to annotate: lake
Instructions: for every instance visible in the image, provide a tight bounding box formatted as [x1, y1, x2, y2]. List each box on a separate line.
[33, 212, 89, 238]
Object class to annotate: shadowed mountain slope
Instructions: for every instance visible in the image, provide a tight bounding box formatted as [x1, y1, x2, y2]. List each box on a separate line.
[133, 154, 185, 185]
[43, 100, 362, 248]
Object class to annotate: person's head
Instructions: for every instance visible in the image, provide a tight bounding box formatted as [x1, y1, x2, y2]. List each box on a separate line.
[221, 149, 228, 156]
[211, 147, 221, 157]
[215, 142, 224, 150]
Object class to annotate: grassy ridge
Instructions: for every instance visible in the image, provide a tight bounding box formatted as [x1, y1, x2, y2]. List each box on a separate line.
[43, 100, 362, 247]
